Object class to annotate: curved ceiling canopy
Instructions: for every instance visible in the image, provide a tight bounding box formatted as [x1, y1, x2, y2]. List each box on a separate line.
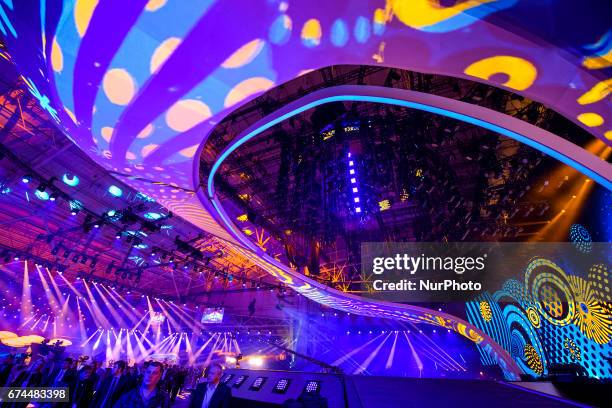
[2, 0, 611, 379]
[198, 84, 609, 380]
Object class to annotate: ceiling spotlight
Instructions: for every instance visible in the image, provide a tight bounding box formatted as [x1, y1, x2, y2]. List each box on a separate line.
[108, 185, 123, 197]
[35, 189, 50, 201]
[62, 173, 80, 187]
[69, 199, 83, 215]
[115, 231, 122, 239]
[49, 192, 59, 201]
[22, 175, 32, 183]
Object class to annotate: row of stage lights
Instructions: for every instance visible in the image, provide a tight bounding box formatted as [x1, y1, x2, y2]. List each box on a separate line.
[345, 328, 453, 335]
[0, 246, 287, 300]
[3, 169, 232, 286]
[87, 329, 278, 336]
[1, 157, 290, 298]
[20, 172, 123, 203]
[20, 172, 171, 227]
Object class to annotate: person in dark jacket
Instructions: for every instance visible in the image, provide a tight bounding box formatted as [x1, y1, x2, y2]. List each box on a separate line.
[188, 363, 231, 408]
[45, 357, 77, 390]
[0, 354, 15, 386]
[91, 360, 133, 408]
[71, 365, 96, 408]
[170, 367, 187, 402]
[10, 358, 44, 387]
[113, 361, 169, 408]
[7, 359, 45, 408]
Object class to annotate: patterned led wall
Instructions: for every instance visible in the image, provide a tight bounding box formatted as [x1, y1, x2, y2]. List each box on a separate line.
[467, 229, 611, 379]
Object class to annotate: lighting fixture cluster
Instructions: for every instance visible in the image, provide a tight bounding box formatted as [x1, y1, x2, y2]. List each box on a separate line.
[0, 247, 67, 273]
[21, 173, 83, 203]
[75, 272, 142, 292]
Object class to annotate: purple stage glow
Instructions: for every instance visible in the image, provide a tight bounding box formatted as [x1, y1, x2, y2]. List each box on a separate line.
[2, 0, 611, 380]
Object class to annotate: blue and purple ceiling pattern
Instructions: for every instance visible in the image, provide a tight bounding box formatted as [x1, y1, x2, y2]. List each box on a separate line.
[2, 0, 612, 380]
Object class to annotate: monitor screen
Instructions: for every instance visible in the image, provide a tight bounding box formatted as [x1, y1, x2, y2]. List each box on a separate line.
[201, 307, 224, 323]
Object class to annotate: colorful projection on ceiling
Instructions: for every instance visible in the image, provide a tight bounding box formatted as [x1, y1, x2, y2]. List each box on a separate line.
[467, 227, 611, 379]
[2, 1, 610, 198]
[1, 0, 611, 380]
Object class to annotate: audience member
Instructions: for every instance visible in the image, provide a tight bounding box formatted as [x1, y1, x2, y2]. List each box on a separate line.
[113, 361, 170, 408]
[91, 360, 133, 408]
[71, 365, 96, 408]
[188, 363, 231, 408]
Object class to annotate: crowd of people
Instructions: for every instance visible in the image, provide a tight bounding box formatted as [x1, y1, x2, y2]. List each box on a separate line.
[0, 346, 330, 408]
[0, 351, 229, 408]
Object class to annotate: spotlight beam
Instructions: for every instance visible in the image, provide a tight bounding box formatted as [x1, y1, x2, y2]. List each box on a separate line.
[204, 334, 223, 367]
[385, 331, 399, 369]
[42, 315, 51, 332]
[101, 285, 140, 325]
[411, 329, 465, 371]
[331, 333, 384, 366]
[154, 298, 182, 332]
[405, 330, 457, 371]
[81, 328, 101, 348]
[92, 329, 104, 350]
[29, 315, 43, 331]
[162, 300, 199, 331]
[93, 283, 128, 328]
[35, 266, 62, 317]
[402, 331, 424, 376]
[191, 333, 217, 362]
[20, 261, 32, 322]
[353, 332, 392, 375]
[132, 330, 150, 359]
[99, 285, 137, 324]
[83, 281, 111, 328]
